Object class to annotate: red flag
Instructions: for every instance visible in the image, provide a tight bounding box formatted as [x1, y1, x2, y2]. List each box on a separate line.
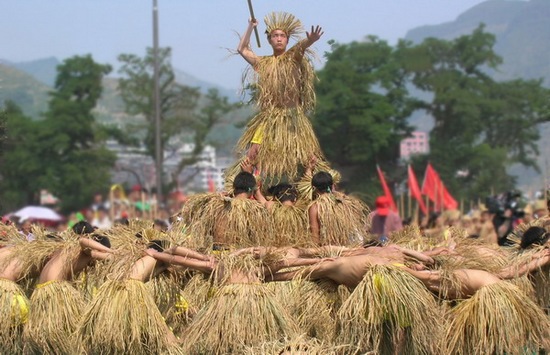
[376, 165, 398, 213]
[408, 165, 427, 215]
[421, 163, 458, 211]
[207, 171, 216, 192]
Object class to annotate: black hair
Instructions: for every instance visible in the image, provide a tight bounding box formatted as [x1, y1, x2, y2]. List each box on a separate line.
[520, 226, 549, 249]
[45, 233, 62, 241]
[147, 239, 169, 252]
[114, 218, 129, 226]
[312, 171, 333, 193]
[154, 219, 169, 231]
[92, 234, 111, 248]
[72, 221, 95, 235]
[268, 183, 297, 203]
[233, 172, 256, 195]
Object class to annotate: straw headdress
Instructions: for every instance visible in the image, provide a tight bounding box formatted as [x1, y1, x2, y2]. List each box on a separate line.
[264, 12, 303, 41]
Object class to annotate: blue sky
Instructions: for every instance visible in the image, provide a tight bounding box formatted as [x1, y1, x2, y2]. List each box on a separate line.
[2, 0, 493, 89]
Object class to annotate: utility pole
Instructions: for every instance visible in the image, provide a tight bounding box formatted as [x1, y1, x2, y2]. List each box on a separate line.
[152, 0, 163, 201]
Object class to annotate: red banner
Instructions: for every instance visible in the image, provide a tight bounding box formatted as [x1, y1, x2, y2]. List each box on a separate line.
[408, 165, 428, 215]
[376, 165, 398, 212]
[421, 163, 457, 211]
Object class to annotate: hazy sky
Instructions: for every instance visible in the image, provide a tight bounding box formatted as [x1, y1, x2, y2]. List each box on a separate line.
[3, 0, 491, 89]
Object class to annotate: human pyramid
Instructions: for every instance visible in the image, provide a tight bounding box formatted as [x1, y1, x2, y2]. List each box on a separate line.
[1, 11, 550, 355]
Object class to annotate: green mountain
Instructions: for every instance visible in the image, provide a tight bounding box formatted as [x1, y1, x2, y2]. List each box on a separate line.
[405, 0, 550, 190]
[406, 0, 550, 85]
[0, 63, 51, 119]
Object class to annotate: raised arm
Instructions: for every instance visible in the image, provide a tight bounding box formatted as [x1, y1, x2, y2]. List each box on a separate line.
[292, 25, 323, 59]
[237, 19, 260, 66]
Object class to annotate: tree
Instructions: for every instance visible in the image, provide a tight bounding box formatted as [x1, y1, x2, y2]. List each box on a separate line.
[38, 55, 116, 213]
[0, 101, 44, 212]
[401, 26, 550, 199]
[313, 37, 417, 193]
[117, 48, 236, 191]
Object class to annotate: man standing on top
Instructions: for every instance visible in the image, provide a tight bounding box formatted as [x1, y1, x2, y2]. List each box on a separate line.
[233, 12, 325, 181]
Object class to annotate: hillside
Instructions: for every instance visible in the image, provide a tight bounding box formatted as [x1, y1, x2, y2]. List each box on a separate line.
[0, 63, 51, 119]
[0, 57, 248, 157]
[406, 0, 550, 85]
[405, 0, 550, 190]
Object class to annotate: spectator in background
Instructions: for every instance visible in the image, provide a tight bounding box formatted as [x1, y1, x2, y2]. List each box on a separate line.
[367, 196, 403, 244]
[533, 199, 548, 220]
[91, 206, 112, 230]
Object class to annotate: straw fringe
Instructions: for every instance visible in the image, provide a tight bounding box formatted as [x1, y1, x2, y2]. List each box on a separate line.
[444, 281, 550, 355]
[337, 265, 442, 354]
[0, 278, 29, 353]
[77, 279, 176, 355]
[23, 280, 84, 355]
[270, 203, 310, 246]
[236, 107, 323, 181]
[309, 193, 369, 246]
[183, 282, 299, 355]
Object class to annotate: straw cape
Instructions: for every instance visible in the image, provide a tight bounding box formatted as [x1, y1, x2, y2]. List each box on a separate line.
[182, 254, 299, 354]
[269, 202, 310, 246]
[443, 280, 550, 355]
[23, 279, 85, 355]
[0, 278, 29, 353]
[77, 278, 179, 355]
[337, 264, 442, 355]
[182, 193, 275, 248]
[308, 192, 369, 246]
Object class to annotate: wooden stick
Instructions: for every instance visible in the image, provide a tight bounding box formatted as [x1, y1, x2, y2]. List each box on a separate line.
[247, 0, 261, 48]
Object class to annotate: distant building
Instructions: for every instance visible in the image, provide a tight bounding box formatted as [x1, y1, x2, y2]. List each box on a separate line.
[107, 140, 233, 194]
[400, 131, 429, 160]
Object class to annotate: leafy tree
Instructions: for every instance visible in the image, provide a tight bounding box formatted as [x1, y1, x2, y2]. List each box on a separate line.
[0, 101, 44, 212]
[401, 26, 550, 199]
[117, 48, 236, 190]
[313, 37, 417, 193]
[37, 55, 116, 213]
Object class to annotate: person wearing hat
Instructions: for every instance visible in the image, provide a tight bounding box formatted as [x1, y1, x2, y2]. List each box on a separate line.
[367, 195, 403, 243]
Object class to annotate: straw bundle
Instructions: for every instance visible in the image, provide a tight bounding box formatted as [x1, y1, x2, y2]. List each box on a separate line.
[444, 281, 550, 355]
[23, 280, 84, 355]
[309, 193, 369, 246]
[77, 279, 177, 355]
[272, 278, 340, 341]
[270, 203, 310, 246]
[337, 265, 442, 355]
[243, 334, 355, 355]
[183, 282, 299, 355]
[0, 278, 29, 353]
[236, 107, 323, 181]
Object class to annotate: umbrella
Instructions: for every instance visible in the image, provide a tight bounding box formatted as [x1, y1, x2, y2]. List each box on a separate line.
[12, 206, 64, 222]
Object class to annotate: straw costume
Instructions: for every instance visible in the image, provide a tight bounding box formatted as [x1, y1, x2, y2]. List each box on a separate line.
[76, 230, 182, 355]
[337, 264, 442, 355]
[182, 253, 299, 355]
[182, 192, 274, 249]
[308, 192, 369, 246]
[0, 277, 29, 353]
[439, 270, 550, 355]
[23, 239, 86, 355]
[234, 12, 325, 182]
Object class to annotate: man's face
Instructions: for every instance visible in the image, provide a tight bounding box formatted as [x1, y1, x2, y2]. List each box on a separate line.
[268, 30, 288, 52]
